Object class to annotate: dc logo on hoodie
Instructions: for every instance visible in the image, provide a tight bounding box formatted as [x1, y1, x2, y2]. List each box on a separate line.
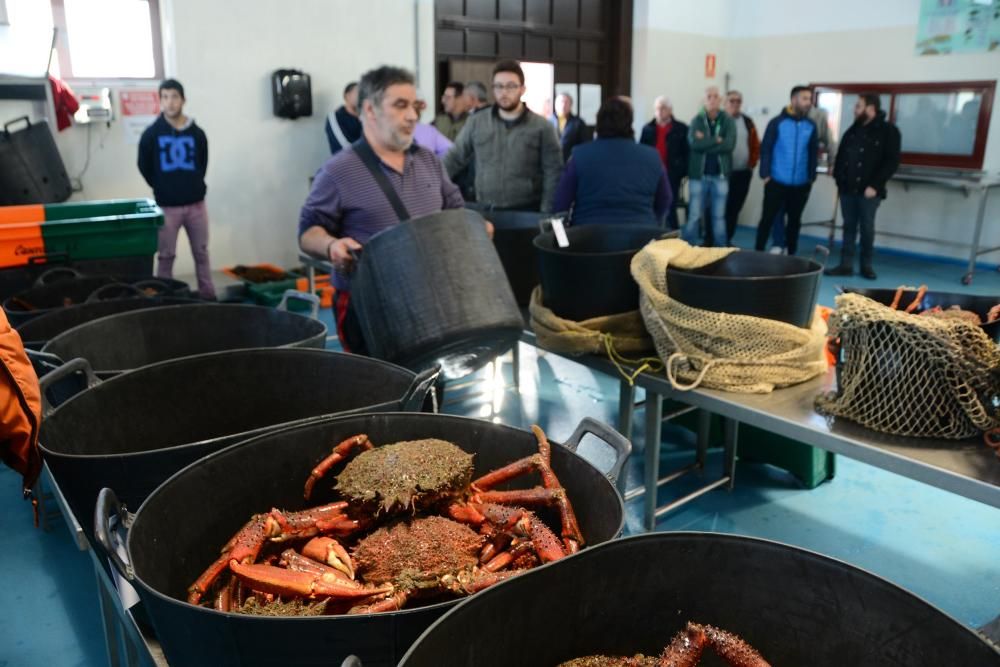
[158, 136, 196, 172]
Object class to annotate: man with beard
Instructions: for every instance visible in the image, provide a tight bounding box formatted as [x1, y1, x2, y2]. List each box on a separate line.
[298, 66, 466, 352]
[755, 85, 819, 256]
[826, 93, 901, 279]
[444, 60, 563, 212]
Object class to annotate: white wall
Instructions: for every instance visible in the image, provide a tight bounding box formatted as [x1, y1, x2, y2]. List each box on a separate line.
[0, 0, 434, 276]
[633, 0, 1000, 261]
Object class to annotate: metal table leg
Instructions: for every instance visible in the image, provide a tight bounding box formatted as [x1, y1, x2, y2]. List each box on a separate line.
[963, 185, 991, 285]
[618, 381, 635, 437]
[643, 393, 663, 531]
[723, 418, 739, 490]
[696, 410, 710, 469]
[511, 342, 520, 389]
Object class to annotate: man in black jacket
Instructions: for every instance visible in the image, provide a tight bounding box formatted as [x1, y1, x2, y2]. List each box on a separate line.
[549, 93, 592, 162]
[826, 93, 901, 280]
[640, 96, 689, 229]
[137, 79, 215, 299]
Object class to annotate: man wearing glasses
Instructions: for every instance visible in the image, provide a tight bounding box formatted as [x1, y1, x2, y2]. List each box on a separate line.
[444, 60, 563, 212]
[722, 90, 760, 245]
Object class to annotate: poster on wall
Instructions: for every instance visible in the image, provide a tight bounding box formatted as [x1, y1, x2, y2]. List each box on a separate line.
[119, 90, 160, 145]
[915, 0, 1000, 55]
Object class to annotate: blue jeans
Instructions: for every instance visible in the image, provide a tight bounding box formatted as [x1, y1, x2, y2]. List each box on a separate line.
[838, 193, 881, 270]
[684, 176, 729, 247]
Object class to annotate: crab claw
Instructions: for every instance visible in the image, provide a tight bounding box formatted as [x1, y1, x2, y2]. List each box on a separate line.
[304, 434, 373, 500]
[230, 561, 389, 600]
[302, 537, 355, 579]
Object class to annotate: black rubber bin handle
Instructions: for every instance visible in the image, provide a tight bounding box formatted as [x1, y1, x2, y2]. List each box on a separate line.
[33, 266, 85, 288]
[562, 417, 632, 497]
[37, 356, 101, 416]
[85, 282, 145, 303]
[94, 487, 136, 582]
[402, 365, 441, 412]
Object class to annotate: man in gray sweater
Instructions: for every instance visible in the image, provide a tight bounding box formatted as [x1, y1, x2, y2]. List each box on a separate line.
[444, 60, 563, 212]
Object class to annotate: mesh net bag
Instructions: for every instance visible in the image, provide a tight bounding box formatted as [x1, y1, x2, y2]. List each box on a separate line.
[815, 292, 1000, 439]
[529, 286, 662, 382]
[630, 239, 828, 393]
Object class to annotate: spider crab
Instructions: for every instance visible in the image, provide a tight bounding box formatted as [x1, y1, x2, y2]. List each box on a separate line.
[187, 425, 584, 614]
[560, 622, 771, 667]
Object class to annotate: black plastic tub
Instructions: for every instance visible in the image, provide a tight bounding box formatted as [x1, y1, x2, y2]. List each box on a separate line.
[3, 273, 192, 325]
[40, 303, 326, 376]
[40, 349, 438, 547]
[95, 413, 629, 667]
[667, 250, 824, 328]
[15, 295, 198, 347]
[352, 209, 524, 380]
[469, 206, 544, 306]
[842, 286, 1000, 342]
[534, 224, 663, 321]
[400, 532, 1000, 666]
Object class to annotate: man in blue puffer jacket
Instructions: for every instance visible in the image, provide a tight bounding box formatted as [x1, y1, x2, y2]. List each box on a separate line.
[755, 86, 818, 255]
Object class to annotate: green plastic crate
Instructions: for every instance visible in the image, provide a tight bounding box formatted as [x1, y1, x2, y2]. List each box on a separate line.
[39, 198, 163, 261]
[247, 280, 319, 311]
[663, 399, 835, 489]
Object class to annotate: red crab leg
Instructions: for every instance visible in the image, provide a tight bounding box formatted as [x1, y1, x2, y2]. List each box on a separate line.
[475, 486, 583, 554]
[446, 502, 487, 524]
[472, 426, 585, 552]
[659, 622, 710, 667]
[214, 575, 236, 612]
[264, 502, 352, 541]
[348, 589, 412, 615]
[904, 285, 927, 314]
[703, 625, 772, 667]
[889, 287, 904, 310]
[471, 454, 545, 490]
[303, 434, 373, 500]
[473, 502, 567, 563]
[230, 561, 389, 600]
[483, 540, 535, 572]
[529, 426, 584, 553]
[188, 515, 268, 604]
[301, 537, 355, 579]
[443, 569, 521, 596]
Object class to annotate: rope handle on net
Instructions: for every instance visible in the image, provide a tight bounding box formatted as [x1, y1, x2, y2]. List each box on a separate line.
[600, 333, 663, 387]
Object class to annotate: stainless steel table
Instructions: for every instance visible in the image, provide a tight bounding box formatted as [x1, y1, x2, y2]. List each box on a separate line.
[518, 331, 1000, 530]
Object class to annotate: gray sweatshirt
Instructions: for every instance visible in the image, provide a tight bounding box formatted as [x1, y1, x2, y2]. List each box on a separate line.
[444, 105, 564, 212]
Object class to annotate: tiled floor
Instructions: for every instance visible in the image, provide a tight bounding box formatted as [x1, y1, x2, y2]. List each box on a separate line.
[2, 229, 999, 666]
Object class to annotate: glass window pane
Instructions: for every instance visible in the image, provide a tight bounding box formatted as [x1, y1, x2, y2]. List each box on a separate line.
[0, 0, 54, 77]
[578, 83, 601, 126]
[64, 0, 155, 78]
[817, 91, 891, 141]
[894, 92, 981, 155]
[520, 61, 555, 117]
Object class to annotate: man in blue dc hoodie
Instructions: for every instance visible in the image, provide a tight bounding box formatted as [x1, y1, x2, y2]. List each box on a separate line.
[755, 86, 818, 256]
[138, 79, 215, 299]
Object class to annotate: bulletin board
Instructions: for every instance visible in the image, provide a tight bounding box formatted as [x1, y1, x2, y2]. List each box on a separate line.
[916, 0, 1000, 55]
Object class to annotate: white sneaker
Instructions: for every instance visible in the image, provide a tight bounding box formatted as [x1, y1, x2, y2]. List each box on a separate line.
[768, 246, 785, 255]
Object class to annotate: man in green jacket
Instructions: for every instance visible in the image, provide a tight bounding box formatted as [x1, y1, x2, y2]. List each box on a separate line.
[443, 60, 563, 212]
[682, 86, 736, 247]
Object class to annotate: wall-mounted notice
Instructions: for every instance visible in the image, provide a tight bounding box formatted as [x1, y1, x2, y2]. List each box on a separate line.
[916, 0, 1000, 55]
[120, 90, 160, 145]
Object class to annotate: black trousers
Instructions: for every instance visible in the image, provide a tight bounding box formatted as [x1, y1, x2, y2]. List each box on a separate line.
[755, 181, 812, 255]
[666, 174, 684, 230]
[725, 169, 753, 244]
[838, 193, 881, 271]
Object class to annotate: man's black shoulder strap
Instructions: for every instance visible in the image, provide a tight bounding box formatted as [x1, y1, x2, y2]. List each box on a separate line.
[352, 138, 411, 222]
